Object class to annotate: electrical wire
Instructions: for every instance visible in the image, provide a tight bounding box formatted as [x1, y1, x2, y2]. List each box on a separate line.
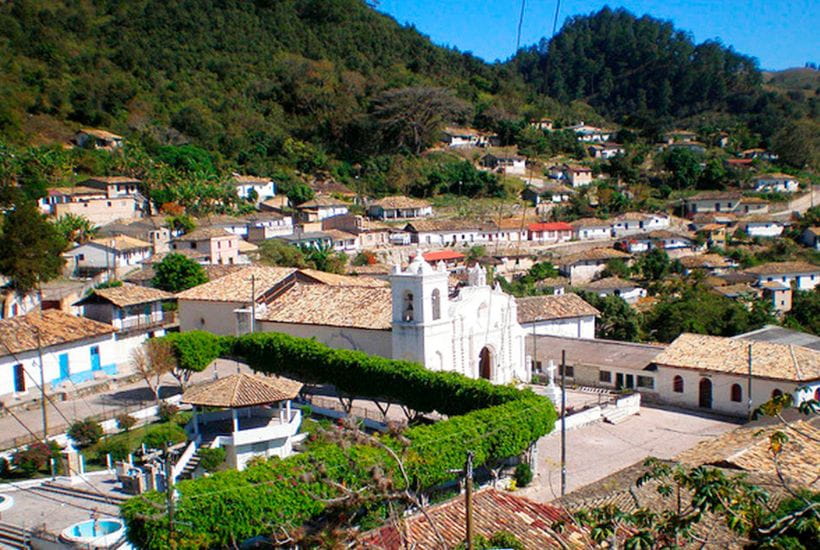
[515, 0, 527, 51]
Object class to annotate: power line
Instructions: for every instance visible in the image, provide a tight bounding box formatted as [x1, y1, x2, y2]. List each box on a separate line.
[515, 0, 527, 51]
[551, 0, 562, 38]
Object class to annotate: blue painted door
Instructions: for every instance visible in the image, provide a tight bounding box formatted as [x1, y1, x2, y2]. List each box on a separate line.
[59, 353, 70, 380]
[90, 346, 101, 371]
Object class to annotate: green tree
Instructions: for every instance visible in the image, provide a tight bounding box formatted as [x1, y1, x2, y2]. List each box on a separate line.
[634, 248, 671, 281]
[664, 148, 703, 190]
[151, 253, 208, 293]
[784, 289, 820, 335]
[259, 240, 308, 268]
[0, 199, 66, 293]
[285, 183, 315, 206]
[772, 119, 820, 170]
[302, 244, 347, 274]
[577, 291, 643, 341]
[53, 214, 96, 244]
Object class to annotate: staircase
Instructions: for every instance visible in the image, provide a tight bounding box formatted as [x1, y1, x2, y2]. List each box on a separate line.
[602, 406, 633, 425]
[178, 451, 202, 480]
[29, 481, 127, 506]
[0, 522, 31, 549]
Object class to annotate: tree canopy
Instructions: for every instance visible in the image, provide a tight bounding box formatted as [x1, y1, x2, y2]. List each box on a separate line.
[151, 253, 209, 293]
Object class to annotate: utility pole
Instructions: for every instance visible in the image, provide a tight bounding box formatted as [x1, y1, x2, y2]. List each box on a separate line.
[465, 450, 474, 550]
[560, 349, 567, 497]
[250, 274, 256, 334]
[747, 343, 754, 421]
[164, 442, 175, 545]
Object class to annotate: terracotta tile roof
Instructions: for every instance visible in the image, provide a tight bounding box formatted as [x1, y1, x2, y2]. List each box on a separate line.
[370, 196, 431, 209]
[359, 488, 586, 549]
[421, 250, 466, 262]
[308, 178, 355, 197]
[87, 235, 152, 251]
[229, 174, 271, 185]
[740, 196, 770, 205]
[322, 229, 358, 241]
[174, 227, 235, 241]
[0, 310, 114, 356]
[528, 222, 573, 232]
[806, 227, 820, 236]
[688, 190, 743, 201]
[298, 269, 388, 287]
[697, 223, 726, 231]
[679, 254, 732, 269]
[755, 173, 797, 180]
[570, 217, 610, 228]
[652, 333, 820, 382]
[297, 196, 348, 208]
[48, 186, 105, 196]
[713, 283, 761, 298]
[146, 249, 209, 264]
[237, 240, 259, 253]
[82, 176, 140, 185]
[559, 248, 630, 265]
[744, 261, 820, 276]
[495, 216, 538, 230]
[76, 283, 174, 308]
[565, 163, 591, 173]
[581, 276, 639, 290]
[516, 293, 599, 323]
[404, 218, 487, 232]
[533, 277, 569, 289]
[260, 284, 392, 330]
[676, 418, 820, 489]
[181, 373, 302, 408]
[78, 128, 122, 140]
[177, 266, 297, 302]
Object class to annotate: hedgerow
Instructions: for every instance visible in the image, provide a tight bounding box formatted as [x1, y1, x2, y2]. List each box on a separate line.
[121, 332, 555, 548]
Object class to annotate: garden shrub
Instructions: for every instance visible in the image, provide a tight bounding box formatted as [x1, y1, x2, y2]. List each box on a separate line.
[197, 447, 226, 472]
[514, 462, 533, 488]
[140, 423, 187, 450]
[172, 411, 193, 427]
[67, 418, 103, 448]
[96, 437, 131, 462]
[12, 441, 58, 476]
[116, 414, 137, 432]
[122, 332, 556, 548]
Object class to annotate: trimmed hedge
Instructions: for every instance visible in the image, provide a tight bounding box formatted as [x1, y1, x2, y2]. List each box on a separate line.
[121, 332, 555, 548]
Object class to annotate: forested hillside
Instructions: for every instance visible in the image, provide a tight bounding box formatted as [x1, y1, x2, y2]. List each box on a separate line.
[514, 8, 815, 137]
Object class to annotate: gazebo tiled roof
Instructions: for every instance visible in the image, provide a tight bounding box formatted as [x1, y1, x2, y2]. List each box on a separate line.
[181, 373, 303, 408]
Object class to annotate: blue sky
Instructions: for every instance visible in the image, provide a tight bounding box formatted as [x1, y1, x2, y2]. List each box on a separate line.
[377, 1, 818, 71]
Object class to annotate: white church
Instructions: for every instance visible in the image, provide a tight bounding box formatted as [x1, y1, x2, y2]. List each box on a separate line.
[389, 253, 528, 383]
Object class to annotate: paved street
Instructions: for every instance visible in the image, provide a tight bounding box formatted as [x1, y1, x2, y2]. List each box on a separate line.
[519, 405, 741, 502]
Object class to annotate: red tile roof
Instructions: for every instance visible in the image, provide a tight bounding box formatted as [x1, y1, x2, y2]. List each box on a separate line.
[528, 222, 573, 232]
[359, 488, 586, 549]
[422, 250, 466, 262]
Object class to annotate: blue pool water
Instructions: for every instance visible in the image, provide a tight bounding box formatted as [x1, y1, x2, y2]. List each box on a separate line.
[70, 519, 121, 537]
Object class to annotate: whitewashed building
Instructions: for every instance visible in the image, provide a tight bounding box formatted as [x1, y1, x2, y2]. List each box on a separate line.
[296, 197, 349, 222]
[572, 218, 611, 240]
[744, 261, 820, 291]
[171, 227, 242, 265]
[752, 174, 800, 193]
[0, 310, 117, 399]
[741, 218, 785, 238]
[230, 174, 276, 203]
[581, 277, 646, 304]
[516, 294, 598, 339]
[367, 196, 433, 220]
[64, 235, 153, 277]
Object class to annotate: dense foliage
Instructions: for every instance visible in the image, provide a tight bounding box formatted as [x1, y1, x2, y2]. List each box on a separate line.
[121, 331, 555, 547]
[151, 252, 209, 292]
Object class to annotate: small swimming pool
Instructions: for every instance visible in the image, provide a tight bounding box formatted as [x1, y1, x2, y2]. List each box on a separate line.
[0, 494, 13, 512]
[60, 518, 125, 548]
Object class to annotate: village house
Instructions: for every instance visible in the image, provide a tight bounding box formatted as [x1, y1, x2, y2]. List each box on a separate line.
[528, 334, 665, 391]
[40, 186, 142, 226]
[739, 217, 785, 238]
[295, 196, 349, 222]
[527, 222, 573, 243]
[617, 229, 695, 253]
[324, 229, 361, 254]
[533, 276, 569, 295]
[529, 118, 554, 130]
[81, 176, 141, 199]
[0, 310, 118, 398]
[650, 333, 819, 417]
[568, 123, 613, 142]
[64, 235, 153, 277]
[692, 222, 727, 248]
[662, 129, 698, 144]
[419, 250, 466, 271]
[558, 248, 631, 284]
[179, 373, 304, 472]
[404, 219, 486, 246]
[278, 230, 333, 249]
[678, 253, 736, 276]
[516, 293, 598, 339]
[580, 276, 647, 304]
[171, 227, 242, 265]
[74, 284, 176, 361]
[0, 285, 41, 320]
[802, 227, 820, 250]
[486, 247, 536, 278]
[744, 261, 820, 291]
[322, 214, 392, 249]
[572, 218, 611, 240]
[609, 212, 671, 237]
[229, 174, 276, 204]
[307, 177, 357, 201]
[480, 152, 527, 175]
[740, 148, 778, 161]
[493, 217, 533, 242]
[752, 173, 800, 193]
[667, 141, 706, 154]
[735, 324, 820, 351]
[725, 158, 755, 170]
[587, 142, 625, 159]
[245, 212, 294, 242]
[521, 181, 574, 207]
[440, 126, 489, 148]
[564, 164, 593, 187]
[73, 128, 124, 150]
[366, 196, 433, 220]
[97, 217, 174, 253]
[761, 281, 793, 313]
[684, 191, 769, 217]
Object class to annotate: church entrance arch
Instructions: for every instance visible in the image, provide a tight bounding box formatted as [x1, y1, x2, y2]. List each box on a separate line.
[479, 346, 493, 380]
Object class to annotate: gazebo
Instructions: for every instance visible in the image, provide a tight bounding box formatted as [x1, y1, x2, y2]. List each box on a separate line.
[180, 373, 304, 471]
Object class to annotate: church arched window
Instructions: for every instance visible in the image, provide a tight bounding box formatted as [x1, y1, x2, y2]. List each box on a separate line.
[403, 292, 414, 322]
[431, 288, 441, 320]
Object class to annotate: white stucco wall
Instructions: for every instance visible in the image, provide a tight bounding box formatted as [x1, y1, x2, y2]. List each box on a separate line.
[179, 300, 249, 335]
[256, 322, 392, 359]
[522, 316, 595, 339]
